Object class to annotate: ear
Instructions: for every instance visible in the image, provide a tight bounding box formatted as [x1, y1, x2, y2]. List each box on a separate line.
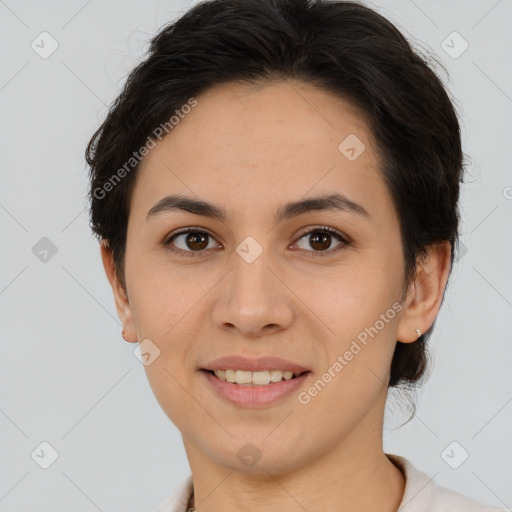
[100, 240, 138, 343]
[396, 241, 452, 343]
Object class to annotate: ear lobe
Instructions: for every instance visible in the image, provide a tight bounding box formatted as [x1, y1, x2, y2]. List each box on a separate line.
[100, 240, 138, 343]
[396, 241, 452, 343]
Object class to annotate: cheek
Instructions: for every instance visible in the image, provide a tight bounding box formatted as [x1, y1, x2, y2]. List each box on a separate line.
[125, 248, 192, 332]
[142, 359, 194, 434]
[302, 302, 400, 428]
[307, 262, 400, 336]
[308, 261, 403, 392]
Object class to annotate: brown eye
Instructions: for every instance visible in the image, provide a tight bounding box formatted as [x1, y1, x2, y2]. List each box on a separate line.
[165, 228, 219, 256]
[163, 226, 349, 258]
[308, 232, 333, 251]
[183, 232, 209, 251]
[294, 226, 349, 257]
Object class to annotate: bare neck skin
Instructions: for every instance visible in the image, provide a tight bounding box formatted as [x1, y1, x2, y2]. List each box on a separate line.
[183, 388, 405, 512]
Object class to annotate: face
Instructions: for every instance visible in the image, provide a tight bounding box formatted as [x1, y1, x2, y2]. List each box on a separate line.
[106, 79, 427, 474]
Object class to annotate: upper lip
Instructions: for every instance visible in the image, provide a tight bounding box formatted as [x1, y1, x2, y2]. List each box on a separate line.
[202, 355, 310, 373]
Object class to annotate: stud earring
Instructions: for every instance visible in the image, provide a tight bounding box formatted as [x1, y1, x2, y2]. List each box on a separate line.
[415, 328, 421, 339]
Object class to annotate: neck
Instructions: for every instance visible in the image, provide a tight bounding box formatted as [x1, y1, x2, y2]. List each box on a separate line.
[183, 413, 405, 512]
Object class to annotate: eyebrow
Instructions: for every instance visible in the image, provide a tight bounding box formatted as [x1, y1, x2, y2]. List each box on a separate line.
[146, 192, 370, 222]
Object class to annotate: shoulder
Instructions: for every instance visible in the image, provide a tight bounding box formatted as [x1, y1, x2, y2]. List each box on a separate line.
[387, 454, 509, 512]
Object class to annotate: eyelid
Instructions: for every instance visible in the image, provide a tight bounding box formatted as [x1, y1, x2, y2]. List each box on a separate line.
[291, 225, 350, 257]
[163, 227, 220, 258]
[163, 227, 215, 246]
[293, 225, 350, 244]
[163, 225, 350, 257]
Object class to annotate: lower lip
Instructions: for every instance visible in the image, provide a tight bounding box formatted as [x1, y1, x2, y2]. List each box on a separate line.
[201, 370, 311, 408]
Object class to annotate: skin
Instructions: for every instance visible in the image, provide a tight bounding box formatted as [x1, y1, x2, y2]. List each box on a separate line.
[101, 79, 451, 512]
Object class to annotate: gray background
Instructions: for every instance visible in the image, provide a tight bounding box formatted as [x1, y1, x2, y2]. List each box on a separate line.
[1, 0, 511, 510]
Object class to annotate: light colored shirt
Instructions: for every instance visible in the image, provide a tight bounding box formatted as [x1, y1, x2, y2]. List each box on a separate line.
[153, 453, 509, 512]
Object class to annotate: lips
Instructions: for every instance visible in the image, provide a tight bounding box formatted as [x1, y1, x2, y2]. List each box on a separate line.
[201, 368, 311, 407]
[199, 355, 311, 407]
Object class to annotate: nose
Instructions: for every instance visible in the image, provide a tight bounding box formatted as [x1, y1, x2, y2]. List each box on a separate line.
[211, 247, 294, 338]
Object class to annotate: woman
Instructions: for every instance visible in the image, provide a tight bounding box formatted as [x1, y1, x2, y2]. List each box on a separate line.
[86, 0, 507, 510]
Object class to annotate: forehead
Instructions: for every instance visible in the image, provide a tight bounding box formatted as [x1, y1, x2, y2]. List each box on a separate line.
[163, 79, 373, 154]
[131, 79, 395, 226]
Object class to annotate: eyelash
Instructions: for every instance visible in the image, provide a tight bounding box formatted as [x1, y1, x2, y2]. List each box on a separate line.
[163, 226, 350, 258]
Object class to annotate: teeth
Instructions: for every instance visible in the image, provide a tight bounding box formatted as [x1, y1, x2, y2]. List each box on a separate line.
[212, 369, 300, 385]
[235, 370, 252, 384]
[252, 371, 270, 385]
[270, 370, 283, 382]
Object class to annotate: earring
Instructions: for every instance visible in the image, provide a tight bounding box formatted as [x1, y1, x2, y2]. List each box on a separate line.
[415, 328, 421, 339]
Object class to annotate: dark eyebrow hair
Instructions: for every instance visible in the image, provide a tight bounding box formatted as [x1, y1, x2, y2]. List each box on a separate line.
[146, 193, 370, 222]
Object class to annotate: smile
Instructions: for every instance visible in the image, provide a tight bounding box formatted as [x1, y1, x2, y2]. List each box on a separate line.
[201, 369, 311, 407]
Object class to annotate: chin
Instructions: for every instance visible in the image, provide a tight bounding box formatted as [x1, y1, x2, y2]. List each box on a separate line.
[207, 437, 309, 475]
